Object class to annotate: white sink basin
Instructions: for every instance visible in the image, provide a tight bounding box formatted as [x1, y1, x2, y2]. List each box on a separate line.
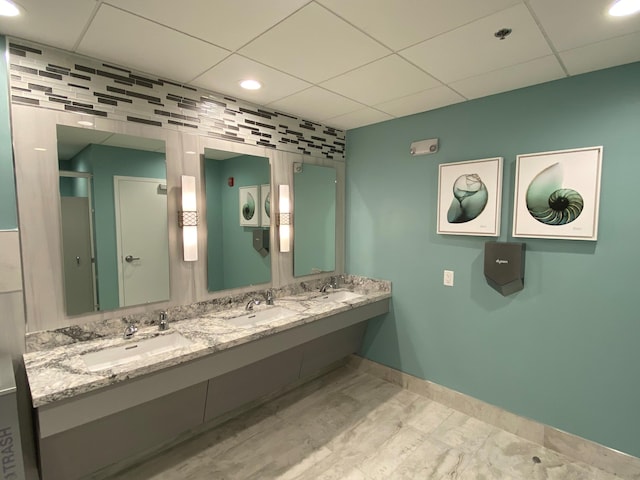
[226, 306, 298, 328]
[81, 332, 193, 372]
[316, 291, 364, 303]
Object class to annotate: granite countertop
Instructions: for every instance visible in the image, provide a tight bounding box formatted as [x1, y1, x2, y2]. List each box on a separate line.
[23, 276, 391, 408]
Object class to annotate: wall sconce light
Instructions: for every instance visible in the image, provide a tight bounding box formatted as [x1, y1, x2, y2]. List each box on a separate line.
[179, 175, 198, 261]
[277, 184, 291, 253]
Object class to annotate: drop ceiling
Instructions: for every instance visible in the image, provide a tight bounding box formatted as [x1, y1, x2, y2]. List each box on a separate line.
[2, 0, 639, 130]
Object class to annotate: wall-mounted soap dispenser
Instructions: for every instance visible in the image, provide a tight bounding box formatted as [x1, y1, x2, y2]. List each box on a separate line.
[253, 229, 269, 257]
[484, 242, 525, 296]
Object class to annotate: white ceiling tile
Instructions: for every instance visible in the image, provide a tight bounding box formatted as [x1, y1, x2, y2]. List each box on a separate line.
[0, 0, 96, 51]
[320, 55, 441, 105]
[528, 0, 640, 51]
[560, 32, 640, 76]
[323, 108, 393, 130]
[191, 55, 312, 105]
[375, 86, 465, 117]
[239, 3, 390, 84]
[318, 0, 521, 50]
[267, 87, 363, 123]
[104, 0, 309, 51]
[450, 55, 566, 99]
[77, 5, 230, 83]
[400, 4, 552, 83]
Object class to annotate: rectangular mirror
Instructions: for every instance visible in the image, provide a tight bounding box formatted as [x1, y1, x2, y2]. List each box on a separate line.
[204, 148, 271, 291]
[57, 125, 170, 316]
[293, 163, 336, 277]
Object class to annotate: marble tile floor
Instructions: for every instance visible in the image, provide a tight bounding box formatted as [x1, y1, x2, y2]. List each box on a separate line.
[107, 367, 625, 480]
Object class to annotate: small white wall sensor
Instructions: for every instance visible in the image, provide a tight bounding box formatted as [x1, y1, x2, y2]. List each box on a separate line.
[410, 138, 439, 156]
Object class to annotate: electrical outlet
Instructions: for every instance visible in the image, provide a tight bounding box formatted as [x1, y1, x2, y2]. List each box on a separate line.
[443, 270, 454, 287]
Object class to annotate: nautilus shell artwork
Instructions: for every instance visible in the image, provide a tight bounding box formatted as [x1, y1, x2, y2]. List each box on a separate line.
[264, 192, 271, 218]
[242, 192, 256, 220]
[447, 173, 488, 223]
[526, 162, 583, 225]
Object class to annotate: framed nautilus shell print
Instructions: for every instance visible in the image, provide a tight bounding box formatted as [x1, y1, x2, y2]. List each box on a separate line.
[512, 146, 603, 241]
[260, 184, 271, 227]
[239, 185, 260, 227]
[437, 157, 503, 236]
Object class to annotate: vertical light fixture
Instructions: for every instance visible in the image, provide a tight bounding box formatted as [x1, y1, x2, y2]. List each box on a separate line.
[179, 175, 198, 261]
[278, 184, 291, 252]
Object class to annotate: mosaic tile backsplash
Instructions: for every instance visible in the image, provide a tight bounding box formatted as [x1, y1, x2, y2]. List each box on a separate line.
[7, 39, 345, 160]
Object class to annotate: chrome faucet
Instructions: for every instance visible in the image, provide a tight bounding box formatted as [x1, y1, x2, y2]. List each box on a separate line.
[246, 298, 261, 310]
[266, 289, 274, 305]
[320, 276, 338, 293]
[123, 323, 138, 339]
[158, 311, 169, 331]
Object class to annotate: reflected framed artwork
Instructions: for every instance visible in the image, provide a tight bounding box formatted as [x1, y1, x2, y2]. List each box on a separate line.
[513, 146, 602, 241]
[437, 157, 503, 236]
[239, 185, 260, 227]
[260, 184, 271, 227]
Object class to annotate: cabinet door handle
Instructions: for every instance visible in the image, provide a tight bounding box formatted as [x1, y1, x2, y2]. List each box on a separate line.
[125, 255, 140, 263]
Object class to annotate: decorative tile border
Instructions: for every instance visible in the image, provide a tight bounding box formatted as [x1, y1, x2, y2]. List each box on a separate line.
[6, 39, 345, 160]
[347, 355, 640, 479]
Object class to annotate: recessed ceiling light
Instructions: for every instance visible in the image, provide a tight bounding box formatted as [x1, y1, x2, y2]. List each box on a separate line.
[185, 150, 196, 155]
[0, 0, 20, 16]
[239, 79, 261, 90]
[609, 0, 640, 16]
[34, 147, 47, 152]
[77, 120, 93, 126]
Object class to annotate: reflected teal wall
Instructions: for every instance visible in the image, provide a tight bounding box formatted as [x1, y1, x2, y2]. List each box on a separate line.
[0, 37, 18, 229]
[205, 155, 270, 291]
[346, 62, 640, 457]
[70, 145, 166, 311]
[293, 164, 336, 276]
[205, 160, 224, 291]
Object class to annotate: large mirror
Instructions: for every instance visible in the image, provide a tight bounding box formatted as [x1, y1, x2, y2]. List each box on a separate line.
[57, 125, 170, 316]
[293, 163, 336, 277]
[204, 148, 271, 291]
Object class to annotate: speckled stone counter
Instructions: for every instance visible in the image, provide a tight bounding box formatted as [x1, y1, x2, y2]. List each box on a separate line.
[23, 275, 390, 408]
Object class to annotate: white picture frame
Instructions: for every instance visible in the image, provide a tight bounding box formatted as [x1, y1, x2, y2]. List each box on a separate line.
[239, 185, 260, 227]
[513, 146, 603, 241]
[437, 157, 503, 236]
[260, 184, 271, 227]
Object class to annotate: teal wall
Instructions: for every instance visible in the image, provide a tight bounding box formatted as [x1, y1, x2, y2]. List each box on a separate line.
[70, 144, 166, 311]
[346, 61, 640, 457]
[205, 154, 270, 291]
[0, 37, 18, 229]
[205, 160, 224, 291]
[293, 164, 336, 276]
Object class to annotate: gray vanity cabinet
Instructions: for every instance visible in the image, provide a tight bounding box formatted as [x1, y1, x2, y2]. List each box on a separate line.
[38, 382, 207, 480]
[299, 322, 367, 378]
[204, 347, 304, 422]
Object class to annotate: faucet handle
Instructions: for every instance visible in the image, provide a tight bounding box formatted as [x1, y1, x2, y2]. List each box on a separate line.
[123, 324, 138, 339]
[159, 311, 169, 331]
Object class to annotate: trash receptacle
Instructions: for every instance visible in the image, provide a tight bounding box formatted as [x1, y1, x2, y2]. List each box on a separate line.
[0, 355, 25, 480]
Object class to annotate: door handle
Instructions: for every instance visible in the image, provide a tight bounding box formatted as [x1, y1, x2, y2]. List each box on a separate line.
[125, 255, 140, 263]
[76, 256, 81, 265]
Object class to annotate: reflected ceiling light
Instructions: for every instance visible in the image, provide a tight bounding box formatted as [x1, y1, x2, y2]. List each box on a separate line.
[179, 175, 199, 262]
[185, 150, 196, 155]
[609, 0, 640, 16]
[277, 184, 291, 253]
[0, 0, 20, 16]
[77, 120, 93, 126]
[34, 147, 47, 152]
[239, 79, 261, 90]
